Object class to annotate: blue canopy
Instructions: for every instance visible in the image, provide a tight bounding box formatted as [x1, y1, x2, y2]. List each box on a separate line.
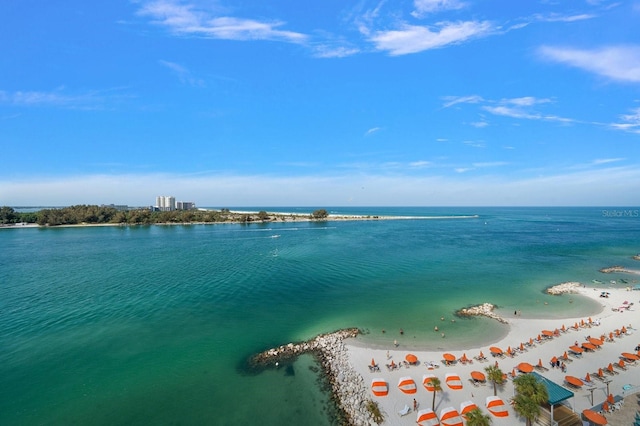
[531, 372, 574, 405]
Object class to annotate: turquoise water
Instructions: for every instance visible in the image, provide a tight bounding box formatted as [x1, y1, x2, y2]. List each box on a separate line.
[1, 207, 639, 425]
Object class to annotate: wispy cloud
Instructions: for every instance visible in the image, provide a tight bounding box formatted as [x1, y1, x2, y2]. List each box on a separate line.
[313, 44, 360, 58]
[482, 97, 575, 123]
[441, 95, 484, 108]
[538, 45, 640, 83]
[138, 0, 307, 43]
[365, 127, 382, 136]
[411, 0, 467, 18]
[369, 20, 493, 55]
[159, 60, 204, 86]
[0, 87, 130, 109]
[610, 107, 640, 133]
[534, 13, 597, 22]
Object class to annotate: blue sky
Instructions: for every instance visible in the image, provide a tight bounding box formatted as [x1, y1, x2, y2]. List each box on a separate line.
[1, 0, 639, 206]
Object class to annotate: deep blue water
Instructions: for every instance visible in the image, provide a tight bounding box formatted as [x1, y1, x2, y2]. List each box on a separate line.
[1, 207, 639, 424]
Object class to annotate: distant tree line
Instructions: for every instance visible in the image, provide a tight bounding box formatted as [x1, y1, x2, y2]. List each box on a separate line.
[0, 206, 330, 226]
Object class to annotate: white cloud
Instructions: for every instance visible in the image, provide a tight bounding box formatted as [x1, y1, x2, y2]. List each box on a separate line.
[535, 13, 597, 22]
[610, 107, 640, 133]
[3, 167, 640, 206]
[370, 20, 493, 55]
[365, 127, 382, 136]
[0, 88, 129, 109]
[138, 0, 307, 43]
[538, 45, 640, 83]
[412, 0, 466, 17]
[470, 121, 488, 128]
[441, 95, 484, 108]
[313, 45, 360, 58]
[409, 160, 432, 168]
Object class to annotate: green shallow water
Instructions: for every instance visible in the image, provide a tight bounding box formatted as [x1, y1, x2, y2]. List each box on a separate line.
[1, 207, 639, 424]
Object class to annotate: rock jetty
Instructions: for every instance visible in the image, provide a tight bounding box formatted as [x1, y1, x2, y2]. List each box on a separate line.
[456, 303, 508, 324]
[546, 281, 581, 295]
[250, 328, 379, 425]
[600, 266, 626, 273]
[633, 255, 640, 261]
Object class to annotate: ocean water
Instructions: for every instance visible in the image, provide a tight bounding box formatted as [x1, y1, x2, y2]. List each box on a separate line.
[1, 207, 639, 425]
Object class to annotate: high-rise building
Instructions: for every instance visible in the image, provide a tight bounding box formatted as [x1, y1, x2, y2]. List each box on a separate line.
[155, 196, 176, 211]
[176, 201, 195, 210]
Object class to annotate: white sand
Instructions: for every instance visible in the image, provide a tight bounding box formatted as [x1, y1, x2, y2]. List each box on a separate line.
[346, 286, 640, 425]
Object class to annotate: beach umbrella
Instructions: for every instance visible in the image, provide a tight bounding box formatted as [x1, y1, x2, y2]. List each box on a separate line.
[489, 346, 502, 356]
[621, 326, 627, 334]
[569, 345, 583, 354]
[422, 373, 437, 392]
[537, 358, 544, 368]
[439, 407, 463, 426]
[519, 342, 525, 352]
[406, 354, 418, 364]
[618, 359, 626, 369]
[607, 394, 615, 405]
[582, 409, 608, 425]
[602, 401, 609, 412]
[542, 330, 554, 337]
[565, 376, 584, 388]
[529, 337, 534, 346]
[517, 362, 534, 373]
[486, 395, 509, 417]
[582, 343, 596, 351]
[511, 368, 516, 377]
[585, 372, 591, 383]
[597, 368, 604, 378]
[443, 353, 456, 363]
[589, 337, 603, 346]
[470, 371, 485, 382]
[506, 346, 512, 355]
[606, 363, 614, 374]
[460, 400, 478, 416]
[588, 317, 593, 324]
[371, 358, 376, 366]
[550, 356, 558, 365]
[478, 350, 485, 359]
[371, 378, 388, 397]
[580, 319, 585, 327]
[445, 373, 463, 390]
[609, 332, 614, 340]
[398, 376, 417, 394]
[622, 352, 639, 361]
[561, 324, 566, 332]
[416, 408, 439, 426]
[459, 353, 469, 363]
[562, 351, 569, 360]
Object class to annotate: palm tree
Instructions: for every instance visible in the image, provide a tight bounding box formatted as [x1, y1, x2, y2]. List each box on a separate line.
[429, 377, 442, 411]
[512, 374, 549, 426]
[465, 407, 492, 426]
[484, 365, 505, 396]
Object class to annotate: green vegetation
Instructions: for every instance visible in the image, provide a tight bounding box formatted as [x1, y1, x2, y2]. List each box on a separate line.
[429, 376, 442, 411]
[465, 407, 492, 426]
[365, 400, 384, 424]
[311, 209, 329, 219]
[512, 374, 548, 426]
[484, 365, 505, 396]
[0, 205, 327, 227]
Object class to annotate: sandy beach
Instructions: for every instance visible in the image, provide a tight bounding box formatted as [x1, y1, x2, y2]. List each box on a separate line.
[346, 285, 640, 425]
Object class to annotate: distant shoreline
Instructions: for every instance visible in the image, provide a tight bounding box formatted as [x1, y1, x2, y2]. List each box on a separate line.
[0, 211, 480, 229]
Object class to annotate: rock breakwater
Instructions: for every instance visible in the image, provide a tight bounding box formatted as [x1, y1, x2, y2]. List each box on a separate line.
[600, 266, 626, 273]
[250, 328, 379, 425]
[456, 303, 508, 324]
[546, 281, 581, 295]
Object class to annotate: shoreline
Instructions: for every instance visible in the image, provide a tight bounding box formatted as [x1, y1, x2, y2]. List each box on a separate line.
[0, 212, 480, 230]
[251, 279, 639, 425]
